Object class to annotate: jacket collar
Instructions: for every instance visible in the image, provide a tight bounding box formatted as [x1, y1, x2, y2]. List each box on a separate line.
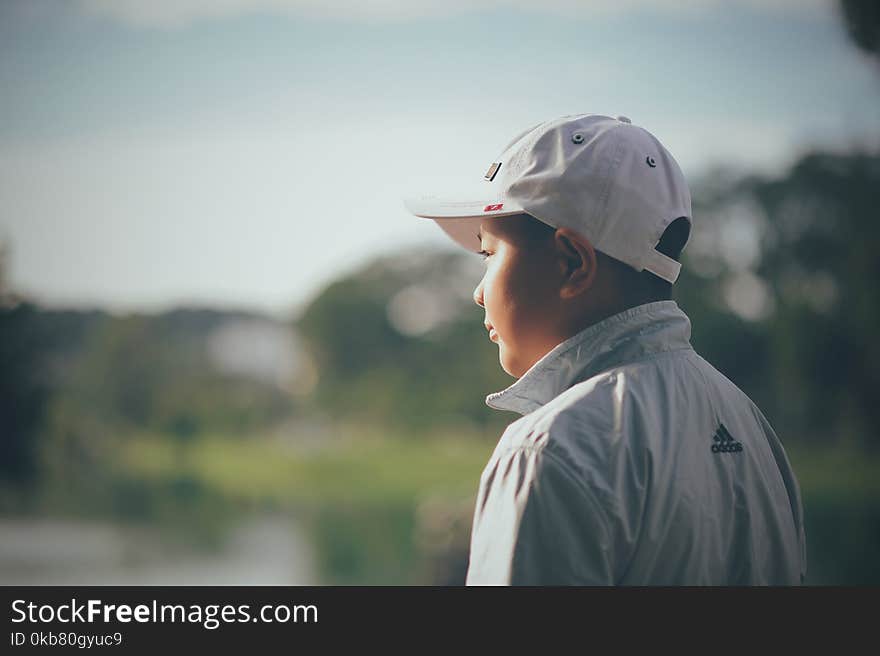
[485, 300, 693, 416]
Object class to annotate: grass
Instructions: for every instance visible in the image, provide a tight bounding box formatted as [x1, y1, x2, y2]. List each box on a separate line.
[785, 442, 880, 501]
[103, 431, 880, 584]
[121, 430, 880, 508]
[118, 427, 495, 584]
[120, 427, 493, 509]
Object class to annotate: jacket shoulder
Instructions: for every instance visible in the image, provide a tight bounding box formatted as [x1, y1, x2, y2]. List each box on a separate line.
[511, 349, 704, 495]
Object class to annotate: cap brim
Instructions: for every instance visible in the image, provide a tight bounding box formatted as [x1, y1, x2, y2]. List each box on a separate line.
[403, 194, 527, 253]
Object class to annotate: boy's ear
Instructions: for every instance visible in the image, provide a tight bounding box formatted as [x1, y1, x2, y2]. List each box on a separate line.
[554, 228, 598, 299]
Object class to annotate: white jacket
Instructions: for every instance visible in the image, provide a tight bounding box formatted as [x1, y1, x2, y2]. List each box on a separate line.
[465, 300, 807, 585]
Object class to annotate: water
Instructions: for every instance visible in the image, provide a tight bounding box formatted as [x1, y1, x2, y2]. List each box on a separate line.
[0, 515, 317, 585]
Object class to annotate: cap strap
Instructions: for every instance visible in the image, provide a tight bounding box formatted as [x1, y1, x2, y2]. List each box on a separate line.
[643, 249, 682, 284]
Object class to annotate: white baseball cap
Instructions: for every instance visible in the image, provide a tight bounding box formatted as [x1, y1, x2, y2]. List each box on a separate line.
[404, 113, 692, 283]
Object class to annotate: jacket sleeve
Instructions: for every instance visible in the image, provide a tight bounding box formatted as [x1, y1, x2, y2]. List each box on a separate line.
[465, 446, 615, 585]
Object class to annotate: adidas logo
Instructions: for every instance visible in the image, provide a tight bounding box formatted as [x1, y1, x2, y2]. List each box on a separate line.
[711, 423, 743, 454]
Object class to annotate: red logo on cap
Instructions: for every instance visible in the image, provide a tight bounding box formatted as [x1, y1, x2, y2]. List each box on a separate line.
[483, 203, 504, 212]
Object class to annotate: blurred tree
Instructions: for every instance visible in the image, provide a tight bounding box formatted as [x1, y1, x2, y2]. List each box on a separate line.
[0, 244, 46, 484]
[675, 152, 880, 449]
[839, 0, 880, 61]
[296, 249, 512, 434]
[2, 295, 301, 498]
[0, 301, 48, 484]
[754, 153, 880, 449]
[298, 150, 879, 451]
[63, 309, 295, 439]
[0, 239, 7, 299]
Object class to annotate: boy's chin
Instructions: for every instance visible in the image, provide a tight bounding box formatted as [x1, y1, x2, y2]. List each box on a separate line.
[498, 347, 527, 379]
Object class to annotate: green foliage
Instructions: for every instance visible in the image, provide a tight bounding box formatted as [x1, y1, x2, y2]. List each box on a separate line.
[66, 309, 294, 435]
[665, 153, 880, 450]
[3, 149, 880, 584]
[118, 430, 491, 584]
[839, 0, 880, 58]
[294, 151, 880, 451]
[0, 303, 49, 484]
[757, 153, 880, 448]
[89, 433, 880, 584]
[309, 502, 418, 585]
[296, 250, 513, 433]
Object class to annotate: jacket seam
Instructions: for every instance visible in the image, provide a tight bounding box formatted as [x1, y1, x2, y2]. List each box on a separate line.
[681, 350, 721, 420]
[540, 447, 615, 515]
[582, 345, 695, 381]
[501, 445, 615, 584]
[492, 444, 607, 506]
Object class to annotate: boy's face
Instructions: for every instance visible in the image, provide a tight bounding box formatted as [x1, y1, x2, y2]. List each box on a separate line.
[473, 214, 566, 377]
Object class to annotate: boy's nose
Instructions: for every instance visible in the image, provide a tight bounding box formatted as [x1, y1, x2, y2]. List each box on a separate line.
[473, 279, 485, 308]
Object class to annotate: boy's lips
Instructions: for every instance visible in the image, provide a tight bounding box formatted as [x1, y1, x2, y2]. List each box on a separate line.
[485, 321, 499, 342]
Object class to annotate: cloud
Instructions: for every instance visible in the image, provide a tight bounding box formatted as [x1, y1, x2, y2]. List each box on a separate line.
[78, 0, 494, 28]
[78, 0, 830, 29]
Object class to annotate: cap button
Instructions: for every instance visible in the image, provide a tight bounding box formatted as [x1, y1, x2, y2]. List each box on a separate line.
[616, 115, 631, 124]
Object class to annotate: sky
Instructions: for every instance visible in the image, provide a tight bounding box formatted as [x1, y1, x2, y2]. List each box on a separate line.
[1, 0, 878, 318]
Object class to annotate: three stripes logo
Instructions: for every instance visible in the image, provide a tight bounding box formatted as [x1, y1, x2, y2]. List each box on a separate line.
[711, 423, 743, 454]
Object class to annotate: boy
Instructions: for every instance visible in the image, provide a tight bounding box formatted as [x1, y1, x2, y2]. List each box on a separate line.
[404, 113, 806, 585]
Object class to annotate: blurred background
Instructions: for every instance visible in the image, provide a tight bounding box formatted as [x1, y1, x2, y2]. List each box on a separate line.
[1, 0, 879, 585]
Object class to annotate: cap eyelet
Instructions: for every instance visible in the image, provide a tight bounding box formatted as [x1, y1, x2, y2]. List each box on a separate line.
[571, 132, 585, 145]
